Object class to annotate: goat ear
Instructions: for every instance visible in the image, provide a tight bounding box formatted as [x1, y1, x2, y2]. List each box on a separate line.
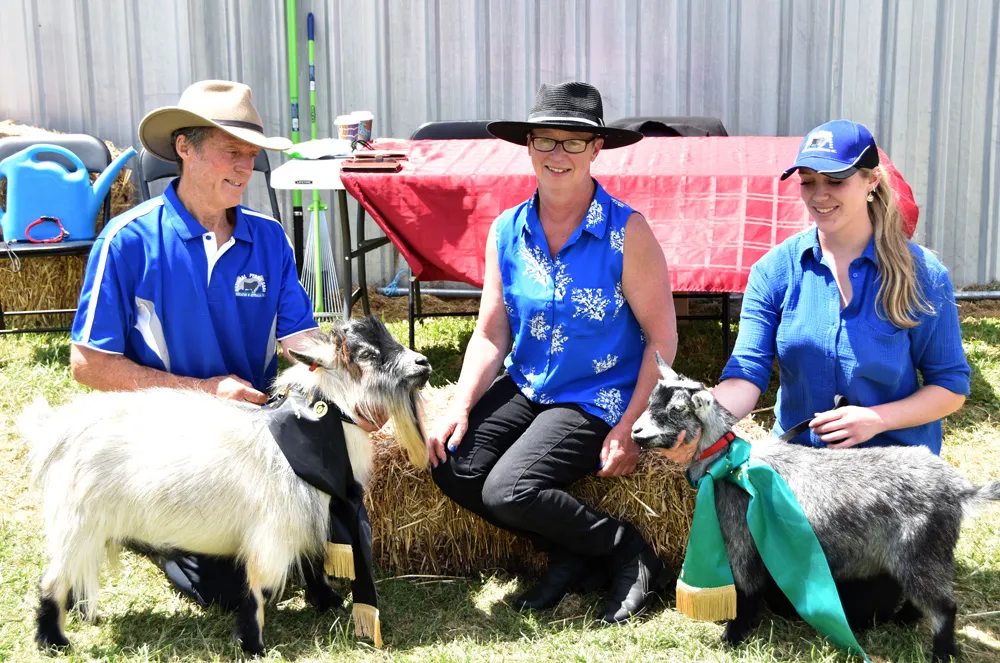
[286, 331, 344, 370]
[656, 352, 678, 381]
[691, 389, 715, 416]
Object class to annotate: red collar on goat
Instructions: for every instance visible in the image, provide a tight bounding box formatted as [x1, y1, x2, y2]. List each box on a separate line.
[696, 430, 736, 462]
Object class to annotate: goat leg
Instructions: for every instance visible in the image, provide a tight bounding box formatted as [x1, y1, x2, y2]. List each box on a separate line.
[721, 587, 764, 646]
[301, 555, 344, 612]
[35, 575, 71, 650]
[233, 565, 266, 657]
[928, 598, 958, 663]
[891, 600, 923, 628]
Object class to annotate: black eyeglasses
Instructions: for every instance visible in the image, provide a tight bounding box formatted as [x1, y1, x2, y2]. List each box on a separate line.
[528, 136, 595, 154]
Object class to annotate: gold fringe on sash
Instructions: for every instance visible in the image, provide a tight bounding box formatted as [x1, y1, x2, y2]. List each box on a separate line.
[353, 603, 383, 648]
[675, 578, 737, 622]
[324, 542, 355, 579]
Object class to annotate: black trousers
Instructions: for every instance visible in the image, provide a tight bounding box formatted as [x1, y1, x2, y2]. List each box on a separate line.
[159, 553, 246, 611]
[432, 375, 645, 561]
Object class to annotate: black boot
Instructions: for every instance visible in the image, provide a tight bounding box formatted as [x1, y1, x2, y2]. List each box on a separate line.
[513, 552, 588, 611]
[600, 544, 673, 625]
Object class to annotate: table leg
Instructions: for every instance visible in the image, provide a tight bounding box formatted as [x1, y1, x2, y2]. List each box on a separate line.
[337, 190, 352, 319]
[722, 293, 732, 359]
[293, 208, 304, 278]
[355, 201, 371, 316]
[408, 277, 416, 350]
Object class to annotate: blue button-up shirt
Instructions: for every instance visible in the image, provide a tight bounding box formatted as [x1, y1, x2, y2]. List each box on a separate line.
[495, 180, 645, 426]
[720, 228, 970, 453]
[72, 180, 317, 391]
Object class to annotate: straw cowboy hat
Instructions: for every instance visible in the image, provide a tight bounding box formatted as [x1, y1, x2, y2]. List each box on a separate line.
[487, 82, 642, 150]
[139, 80, 292, 162]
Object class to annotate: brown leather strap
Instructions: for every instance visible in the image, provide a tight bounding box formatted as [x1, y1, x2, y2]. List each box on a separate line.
[778, 394, 848, 442]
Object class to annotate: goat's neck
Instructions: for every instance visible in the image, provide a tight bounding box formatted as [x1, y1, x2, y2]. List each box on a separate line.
[686, 403, 740, 485]
[273, 364, 359, 422]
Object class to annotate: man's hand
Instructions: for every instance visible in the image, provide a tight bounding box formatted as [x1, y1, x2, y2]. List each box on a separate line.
[658, 429, 700, 465]
[426, 408, 469, 469]
[597, 424, 640, 477]
[202, 375, 268, 404]
[810, 405, 885, 449]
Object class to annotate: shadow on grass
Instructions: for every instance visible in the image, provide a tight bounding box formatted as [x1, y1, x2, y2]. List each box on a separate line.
[92, 571, 619, 660]
[29, 335, 71, 368]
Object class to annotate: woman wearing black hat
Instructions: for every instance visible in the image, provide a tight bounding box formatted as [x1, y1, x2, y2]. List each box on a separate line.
[428, 82, 678, 624]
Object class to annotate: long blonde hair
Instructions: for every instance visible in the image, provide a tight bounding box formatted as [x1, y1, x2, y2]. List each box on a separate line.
[865, 166, 932, 328]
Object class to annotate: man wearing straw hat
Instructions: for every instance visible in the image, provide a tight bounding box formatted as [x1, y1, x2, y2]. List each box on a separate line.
[69, 80, 381, 609]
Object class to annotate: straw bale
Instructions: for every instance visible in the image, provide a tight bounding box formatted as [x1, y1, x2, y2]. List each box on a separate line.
[365, 383, 770, 576]
[0, 121, 136, 327]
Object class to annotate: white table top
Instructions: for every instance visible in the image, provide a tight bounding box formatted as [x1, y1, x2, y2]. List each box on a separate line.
[270, 158, 347, 191]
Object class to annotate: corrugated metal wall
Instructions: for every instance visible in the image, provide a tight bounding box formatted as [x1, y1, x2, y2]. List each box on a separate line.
[2, 0, 999, 286]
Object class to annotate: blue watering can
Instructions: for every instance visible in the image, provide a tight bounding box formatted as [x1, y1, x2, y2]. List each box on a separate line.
[0, 143, 136, 242]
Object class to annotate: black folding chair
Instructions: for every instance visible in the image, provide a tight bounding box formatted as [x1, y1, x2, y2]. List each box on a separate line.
[409, 120, 495, 141]
[137, 148, 281, 223]
[0, 134, 114, 334]
[610, 115, 734, 357]
[405, 120, 496, 347]
[608, 115, 729, 137]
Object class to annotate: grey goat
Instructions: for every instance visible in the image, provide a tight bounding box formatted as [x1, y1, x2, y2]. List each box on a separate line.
[20, 316, 430, 656]
[630, 355, 1000, 662]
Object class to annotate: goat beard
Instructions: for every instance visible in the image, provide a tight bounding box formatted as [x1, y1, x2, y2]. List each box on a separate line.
[361, 390, 428, 469]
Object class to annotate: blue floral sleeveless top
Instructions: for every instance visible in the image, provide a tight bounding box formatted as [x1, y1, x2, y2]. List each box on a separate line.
[495, 179, 645, 426]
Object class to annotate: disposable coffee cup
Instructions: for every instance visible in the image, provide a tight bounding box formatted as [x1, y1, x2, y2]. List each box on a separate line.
[352, 110, 374, 141]
[335, 115, 359, 141]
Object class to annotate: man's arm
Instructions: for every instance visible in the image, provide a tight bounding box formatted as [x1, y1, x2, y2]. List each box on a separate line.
[70, 344, 267, 403]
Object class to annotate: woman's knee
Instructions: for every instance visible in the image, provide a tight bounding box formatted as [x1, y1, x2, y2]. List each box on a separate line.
[481, 472, 533, 523]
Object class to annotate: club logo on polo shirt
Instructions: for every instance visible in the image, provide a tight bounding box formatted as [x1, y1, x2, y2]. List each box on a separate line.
[803, 130, 836, 153]
[235, 273, 267, 298]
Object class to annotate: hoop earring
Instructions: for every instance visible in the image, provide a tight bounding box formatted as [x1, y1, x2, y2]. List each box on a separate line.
[867, 191, 875, 203]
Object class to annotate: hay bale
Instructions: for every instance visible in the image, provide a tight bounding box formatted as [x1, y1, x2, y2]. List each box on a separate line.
[0, 121, 136, 327]
[366, 383, 770, 576]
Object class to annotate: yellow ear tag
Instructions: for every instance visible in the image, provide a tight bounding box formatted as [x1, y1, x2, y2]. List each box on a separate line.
[313, 401, 328, 418]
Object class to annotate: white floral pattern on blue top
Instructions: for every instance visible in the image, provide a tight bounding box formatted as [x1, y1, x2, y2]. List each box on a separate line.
[494, 181, 645, 425]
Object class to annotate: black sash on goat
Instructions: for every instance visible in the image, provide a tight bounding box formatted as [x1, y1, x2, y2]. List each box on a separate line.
[263, 389, 382, 647]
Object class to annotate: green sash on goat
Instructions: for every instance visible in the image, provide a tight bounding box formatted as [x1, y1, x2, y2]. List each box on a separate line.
[678, 436, 869, 661]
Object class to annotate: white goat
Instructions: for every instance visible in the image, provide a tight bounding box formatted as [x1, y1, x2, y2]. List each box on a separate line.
[20, 317, 430, 655]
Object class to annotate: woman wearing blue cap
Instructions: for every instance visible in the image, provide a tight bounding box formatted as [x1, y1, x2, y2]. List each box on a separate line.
[664, 119, 971, 633]
[705, 119, 970, 454]
[427, 81, 678, 624]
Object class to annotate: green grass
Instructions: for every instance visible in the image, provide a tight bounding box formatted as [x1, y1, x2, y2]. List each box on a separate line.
[1, 316, 998, 662]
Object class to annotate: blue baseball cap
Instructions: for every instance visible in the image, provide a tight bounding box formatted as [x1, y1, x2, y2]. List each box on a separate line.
[781, 120, 880, 181]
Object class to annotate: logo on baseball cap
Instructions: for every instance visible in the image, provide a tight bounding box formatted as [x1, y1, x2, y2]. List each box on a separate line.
[781, 120, 879, 181]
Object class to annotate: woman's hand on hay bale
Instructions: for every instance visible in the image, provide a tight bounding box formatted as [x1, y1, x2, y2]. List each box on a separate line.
[354, 405, 388, 433]
[597, 423, 640, 477]
[426, 408, 468, 468]
[202, 375, 268, 404]
[657, 429, 700, 466]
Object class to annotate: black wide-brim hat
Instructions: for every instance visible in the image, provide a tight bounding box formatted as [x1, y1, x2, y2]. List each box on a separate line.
[487, 82, 642, 150]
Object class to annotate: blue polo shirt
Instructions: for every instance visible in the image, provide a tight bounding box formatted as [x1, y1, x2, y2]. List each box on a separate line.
[496, 180, 645, 426]
[720, 227, 970, 453]
[71, 180, 317, 391]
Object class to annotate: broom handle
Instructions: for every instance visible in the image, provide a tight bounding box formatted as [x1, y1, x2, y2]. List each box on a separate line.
[286, 0, 304, 271]
[308, 12, 324, 311]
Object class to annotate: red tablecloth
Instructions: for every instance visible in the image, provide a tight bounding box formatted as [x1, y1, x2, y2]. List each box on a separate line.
[341, 138, 918, 293]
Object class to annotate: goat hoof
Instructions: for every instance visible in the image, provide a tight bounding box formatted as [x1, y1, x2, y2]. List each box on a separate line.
[721, 621, 751, 646]
[35, 631, 71, 652]
[892, 602, 923, 629]
[235, 636, 265, 658]
[306, 586, 345, 613]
